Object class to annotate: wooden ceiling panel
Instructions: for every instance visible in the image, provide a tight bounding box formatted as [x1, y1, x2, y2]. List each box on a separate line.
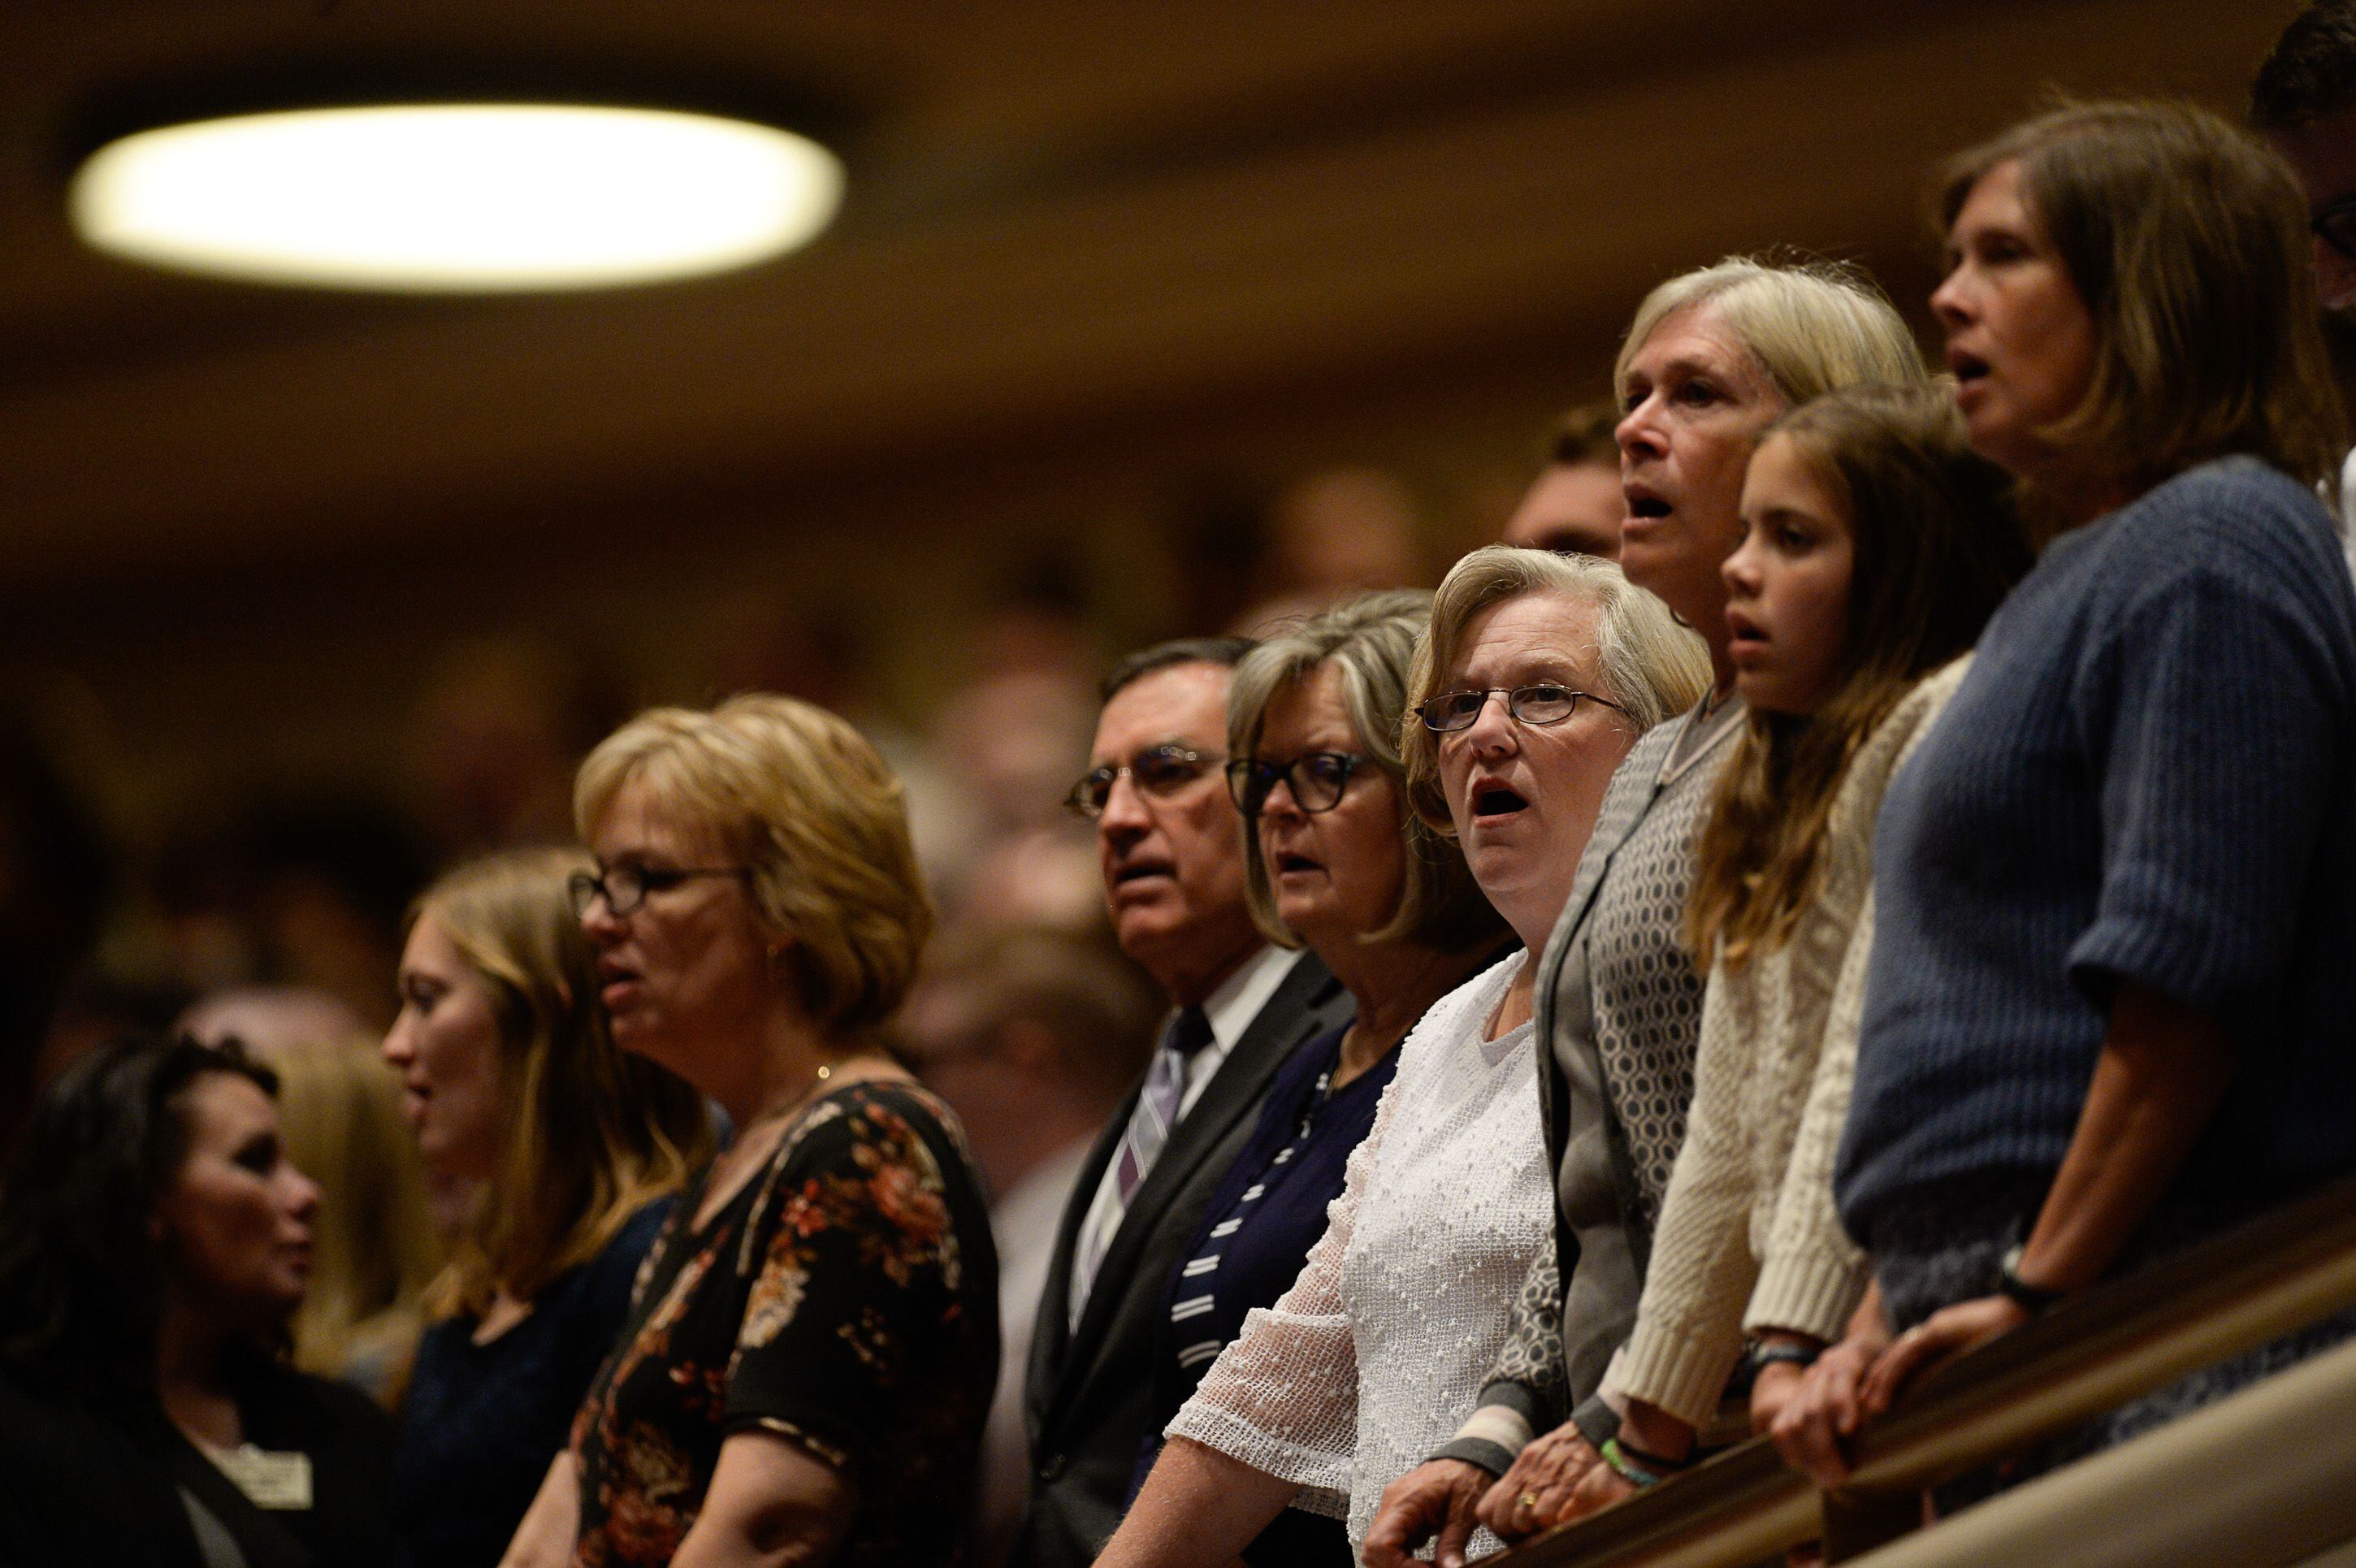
[0, 0, 2292, 590]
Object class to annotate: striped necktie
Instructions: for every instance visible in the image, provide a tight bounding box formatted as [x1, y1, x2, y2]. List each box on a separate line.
[1072, 1006, 1215, 1312]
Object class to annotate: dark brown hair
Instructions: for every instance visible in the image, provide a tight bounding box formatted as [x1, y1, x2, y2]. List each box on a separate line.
[1099, 636, 1257, 704]
[1546, 400, 1622, 470]
[1688, 383, 2031, 969]
[0, 1034, 279, 1393]
[1938, 99, 2344, 496]
[2251, 2, 2356, 133]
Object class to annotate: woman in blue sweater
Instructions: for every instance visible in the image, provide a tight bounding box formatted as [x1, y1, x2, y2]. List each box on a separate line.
[1775, 99, 2356, 1485]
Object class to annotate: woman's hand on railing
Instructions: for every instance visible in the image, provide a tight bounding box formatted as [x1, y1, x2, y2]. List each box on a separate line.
[1747, 1331, 1830, 1436]
[1769, 1285, 1894, 1488]
[1749, 1362, 1809, 1436]
[1475, 1425, 1605, 1540]
[1769, 1293, 2030, 1490]
[1362, 1459, 1494, 1568]
[1555, 1458, 1638, 1524]
[1858, 1295, 2031, 1419]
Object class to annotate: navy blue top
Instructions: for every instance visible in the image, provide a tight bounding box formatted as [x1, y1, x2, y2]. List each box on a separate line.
[1838, 457, 2356, 1251]
[1136, 1022, 1395, 1567]
[393, 1198, 673, 1568]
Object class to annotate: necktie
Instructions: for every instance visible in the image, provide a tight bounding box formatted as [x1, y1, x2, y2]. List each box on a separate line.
[1072, 1007, 1215, 1315]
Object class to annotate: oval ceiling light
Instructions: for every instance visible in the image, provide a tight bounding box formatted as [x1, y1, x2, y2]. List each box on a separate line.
[69, 103, 843, 292]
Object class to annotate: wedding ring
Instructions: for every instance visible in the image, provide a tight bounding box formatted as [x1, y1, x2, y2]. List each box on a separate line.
[1519, 1492, 1540, 1510]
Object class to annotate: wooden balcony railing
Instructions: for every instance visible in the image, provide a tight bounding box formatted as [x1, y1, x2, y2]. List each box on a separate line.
[1481, 1172, 2356, 1567]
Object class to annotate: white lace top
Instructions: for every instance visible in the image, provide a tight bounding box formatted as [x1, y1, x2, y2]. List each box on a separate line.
[1164, 954, 1548, 1554]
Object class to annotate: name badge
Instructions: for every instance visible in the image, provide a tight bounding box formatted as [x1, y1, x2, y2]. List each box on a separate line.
[213, 1445, 314, 1510]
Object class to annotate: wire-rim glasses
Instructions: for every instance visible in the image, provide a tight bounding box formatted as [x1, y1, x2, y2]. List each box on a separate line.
[1225, 752, 1366, 816]
[1416, 682, 1626, 733]
[1063, 743, 1220, 818]
[568, 864, 749, 918]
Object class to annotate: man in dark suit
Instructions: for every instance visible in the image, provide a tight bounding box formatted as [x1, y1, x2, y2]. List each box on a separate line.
[1011, 636, 1354, 1568]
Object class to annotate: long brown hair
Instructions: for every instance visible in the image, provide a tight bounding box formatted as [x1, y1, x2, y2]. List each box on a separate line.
[416, 848, 710, 1318]
[1938, 98, 2345, 498]
[1688, 383, 2031, 969]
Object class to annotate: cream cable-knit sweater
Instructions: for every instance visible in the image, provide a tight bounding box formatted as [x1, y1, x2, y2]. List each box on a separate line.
[1615, 658, 1969, 1428]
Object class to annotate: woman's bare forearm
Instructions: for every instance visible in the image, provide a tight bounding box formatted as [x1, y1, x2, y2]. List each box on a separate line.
[1094, 1437, 1300, 1568]
[670, 1430, 856, 1568]
[2014, 981, 2237, 1293]
[499, 1452, 579, 1568]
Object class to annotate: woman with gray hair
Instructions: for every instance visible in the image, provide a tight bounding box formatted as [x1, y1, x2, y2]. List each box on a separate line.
[1367, 254, 1926, 1566]
[1096, 552, 1708, 1566]
[1125, 588, 1504, 1566]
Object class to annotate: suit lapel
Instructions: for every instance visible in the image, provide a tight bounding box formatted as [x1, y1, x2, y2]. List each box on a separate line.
[1026, 1094, 1129, 1432]
[1045, 952, 1348, 1431]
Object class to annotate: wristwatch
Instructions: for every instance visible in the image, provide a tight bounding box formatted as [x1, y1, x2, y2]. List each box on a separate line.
[1997, 1244, 2066, 1314]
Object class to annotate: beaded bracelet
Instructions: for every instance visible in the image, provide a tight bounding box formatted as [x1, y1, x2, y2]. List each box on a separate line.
[1599, 1437, 1687, 1489]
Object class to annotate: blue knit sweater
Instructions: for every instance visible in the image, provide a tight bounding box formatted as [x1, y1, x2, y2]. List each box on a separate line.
[1837, 457, 2356, 1249]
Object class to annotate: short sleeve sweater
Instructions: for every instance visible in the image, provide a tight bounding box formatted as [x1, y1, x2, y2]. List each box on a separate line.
[1838, 458, 2356, 1247]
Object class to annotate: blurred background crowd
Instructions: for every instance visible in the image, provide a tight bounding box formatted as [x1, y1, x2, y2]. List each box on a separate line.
[0, 6, 2349, 1566]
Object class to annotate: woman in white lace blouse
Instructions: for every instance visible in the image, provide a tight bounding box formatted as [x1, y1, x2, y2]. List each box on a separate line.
[1095, 547, 1709, 1566]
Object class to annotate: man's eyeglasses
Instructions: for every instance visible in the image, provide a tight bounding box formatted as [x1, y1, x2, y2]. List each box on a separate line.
[2315, 193, 2356, 262]
[1225, 752, 1366, 817]
[1063, 744, 1221, 818]
[568, 864, 750, 919]
[1415, 683, 1626, 733]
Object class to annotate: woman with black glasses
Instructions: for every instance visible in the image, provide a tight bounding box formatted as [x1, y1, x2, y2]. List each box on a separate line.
[1120, 589, 1496, 1567]
[1096, 552, 1708, 1567]
[500, 695, 997, 1568]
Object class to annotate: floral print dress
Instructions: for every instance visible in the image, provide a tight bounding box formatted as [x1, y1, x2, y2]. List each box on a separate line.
[568, 1080, 998, 1567]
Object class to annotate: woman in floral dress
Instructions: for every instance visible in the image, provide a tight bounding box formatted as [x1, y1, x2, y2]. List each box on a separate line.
[501, 695, 997, 1568]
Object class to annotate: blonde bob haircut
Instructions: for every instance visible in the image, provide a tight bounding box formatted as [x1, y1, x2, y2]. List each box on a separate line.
[1615, 253, 1926, 411]
[415, 847, 710, 1320]
[1938, 98, 2343, 493]
[1403, 547, 1711, 836]
[1228, 590, 1503, 955]
[574, 694, 934, 1037]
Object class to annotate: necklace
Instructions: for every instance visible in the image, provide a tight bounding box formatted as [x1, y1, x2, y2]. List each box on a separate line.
[745, 1059, 834, 1127]
[699, 1059, 840, 1224]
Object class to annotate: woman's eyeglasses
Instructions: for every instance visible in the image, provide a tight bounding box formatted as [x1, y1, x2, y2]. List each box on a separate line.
[1414, 683, 1625, 733]
[1225, 752, 1365, 816]
[568, 864, 749, 918]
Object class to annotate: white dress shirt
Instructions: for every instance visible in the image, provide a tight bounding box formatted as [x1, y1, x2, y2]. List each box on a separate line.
[1065, 945, 1304, 1328]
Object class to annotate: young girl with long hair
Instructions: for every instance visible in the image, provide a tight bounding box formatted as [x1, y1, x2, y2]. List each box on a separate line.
[384, 847, 710, 1568]
[1546, 381, 2029, 1516]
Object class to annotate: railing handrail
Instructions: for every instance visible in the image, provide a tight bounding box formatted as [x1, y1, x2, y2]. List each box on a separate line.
[1483, 1171, 2356, 1567]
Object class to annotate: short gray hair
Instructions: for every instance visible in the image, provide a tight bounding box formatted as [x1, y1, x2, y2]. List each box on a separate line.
[1228, 590, 1505, 955]
[1616, 254, 1926, 411]
[1403, 547, 1711, 834]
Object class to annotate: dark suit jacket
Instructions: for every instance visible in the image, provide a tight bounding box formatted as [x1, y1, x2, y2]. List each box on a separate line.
[1010, 951, 1353, 1568]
